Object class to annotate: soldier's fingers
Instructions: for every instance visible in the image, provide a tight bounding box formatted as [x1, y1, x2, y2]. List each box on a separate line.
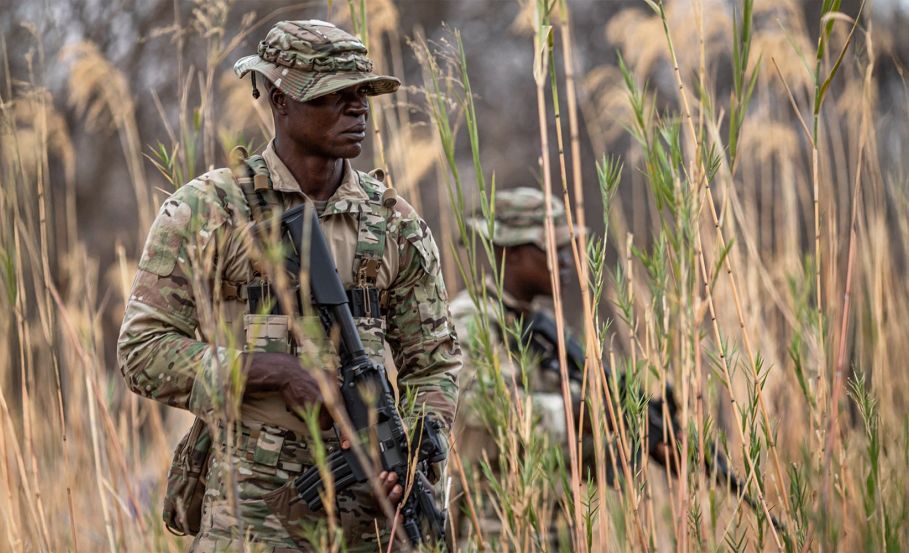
[380, 471, 398, 495]
[388, 484, 403, 504]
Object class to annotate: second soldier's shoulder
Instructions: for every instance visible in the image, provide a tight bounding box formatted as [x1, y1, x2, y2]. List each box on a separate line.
[449, 289, 503, 328]
[449, 290, 478, 323]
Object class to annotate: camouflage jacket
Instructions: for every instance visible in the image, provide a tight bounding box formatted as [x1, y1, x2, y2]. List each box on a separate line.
[117, 141, 461, 434]
[449, 280, 573, 453]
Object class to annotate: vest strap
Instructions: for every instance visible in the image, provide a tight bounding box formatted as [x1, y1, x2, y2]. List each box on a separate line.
[238, 154, 282, 223]
[352, 175, 389, 289]
[237, 158, 392, 322]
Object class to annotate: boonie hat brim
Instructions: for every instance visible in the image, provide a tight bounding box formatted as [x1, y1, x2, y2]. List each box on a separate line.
[234, 55, 400, 103]
[465, 217, 575, 250]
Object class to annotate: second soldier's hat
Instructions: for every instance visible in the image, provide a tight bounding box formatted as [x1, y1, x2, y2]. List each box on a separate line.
[234, 20, 400, 103]
[466, 187, 573, 250]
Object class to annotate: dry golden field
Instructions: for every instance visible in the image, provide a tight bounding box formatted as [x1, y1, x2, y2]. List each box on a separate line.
[1, 0, 908, 551]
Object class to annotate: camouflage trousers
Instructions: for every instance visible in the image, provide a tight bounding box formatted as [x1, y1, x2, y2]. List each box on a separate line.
[189, 421, 390, 553]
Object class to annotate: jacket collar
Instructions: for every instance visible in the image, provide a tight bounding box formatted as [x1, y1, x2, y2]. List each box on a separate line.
[262, 140, 369, 214]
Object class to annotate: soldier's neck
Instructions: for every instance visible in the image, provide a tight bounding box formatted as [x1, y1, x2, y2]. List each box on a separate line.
[274, 139, 344, 202]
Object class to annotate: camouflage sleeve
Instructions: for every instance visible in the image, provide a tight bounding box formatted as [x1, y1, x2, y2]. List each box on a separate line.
[385, 212, 461, 430]
[117, 172, 240, 416]
[452, 297, 573, 447]
[449, 291, 518, 386]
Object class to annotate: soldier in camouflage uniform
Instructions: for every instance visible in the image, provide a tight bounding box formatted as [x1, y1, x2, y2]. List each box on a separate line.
[118, 20, 460, 552]
[448, 188, 582, 543]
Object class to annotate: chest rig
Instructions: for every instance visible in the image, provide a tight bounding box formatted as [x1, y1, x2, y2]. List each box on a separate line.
[228, 147, 395, 355]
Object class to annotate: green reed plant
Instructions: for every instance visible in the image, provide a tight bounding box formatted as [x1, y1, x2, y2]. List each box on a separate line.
[414, 24, 580, 552]
[3, 0, 909, 551]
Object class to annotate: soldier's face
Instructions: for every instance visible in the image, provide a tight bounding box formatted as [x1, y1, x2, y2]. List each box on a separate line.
[510, 243, 572, 298]
[276, 84, 370, 158]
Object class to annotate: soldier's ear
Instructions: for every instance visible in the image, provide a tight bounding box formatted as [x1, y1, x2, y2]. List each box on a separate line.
[269, 86, 288, 115]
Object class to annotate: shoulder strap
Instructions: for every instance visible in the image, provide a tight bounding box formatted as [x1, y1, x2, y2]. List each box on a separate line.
[229, 146, 282, 224]
[230, 151, 392, 314]
[352, 170, 392, 289]
[227, 146, 284, 306]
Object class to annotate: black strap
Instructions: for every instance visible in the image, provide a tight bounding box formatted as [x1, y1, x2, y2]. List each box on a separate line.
[346, 287, 385, 319]
[247, 282, 385, 319]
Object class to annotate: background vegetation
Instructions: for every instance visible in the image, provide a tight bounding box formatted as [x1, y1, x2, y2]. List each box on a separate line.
[1, 0, 908, 551]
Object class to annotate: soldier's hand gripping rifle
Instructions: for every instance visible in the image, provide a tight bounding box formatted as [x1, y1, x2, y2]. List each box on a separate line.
[521, 311, 785, 533]
[268, 204, 448, 548]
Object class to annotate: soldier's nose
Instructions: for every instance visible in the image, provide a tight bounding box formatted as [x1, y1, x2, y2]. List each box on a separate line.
[344, 92, 369, 117]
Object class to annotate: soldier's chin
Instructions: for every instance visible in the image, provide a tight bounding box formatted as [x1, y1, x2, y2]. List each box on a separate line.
[339, 142, 363, 159]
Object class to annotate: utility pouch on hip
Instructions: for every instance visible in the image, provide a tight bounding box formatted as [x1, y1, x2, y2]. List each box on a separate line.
[244, 313, 290, 353]
[162, 416, 212, 536]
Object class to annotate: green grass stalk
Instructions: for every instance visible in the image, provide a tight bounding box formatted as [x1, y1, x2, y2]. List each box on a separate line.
[532, 3, 587, 550]
[648, 0, 791, 532]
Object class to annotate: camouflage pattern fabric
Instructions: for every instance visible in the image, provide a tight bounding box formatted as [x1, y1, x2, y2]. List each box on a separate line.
[448, 283, 578, 543]
[118, 143, 460, 551]
[234, 20, 400, 103]
[449, 281, 602, 546]
[451, 188, 591, 543]
[449, 282, 572, 459]
[163, 416, 212, 535]
[464, 187, 573, 250]
[454, 186, 578, 462]
[191, 422, 390, 552]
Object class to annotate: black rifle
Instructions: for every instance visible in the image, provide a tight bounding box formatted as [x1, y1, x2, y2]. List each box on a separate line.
[263, 204, 448, 547]
[519, 310, 785, 532]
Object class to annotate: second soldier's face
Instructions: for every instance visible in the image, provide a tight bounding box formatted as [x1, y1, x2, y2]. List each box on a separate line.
[545, 245, 573, 295]
[514, 243, 572, 299]
[286, 84, 370, 158]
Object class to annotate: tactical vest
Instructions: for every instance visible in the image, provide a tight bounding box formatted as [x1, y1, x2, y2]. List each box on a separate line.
[228, 146, 395, 359]
[162, 152, 396, 537]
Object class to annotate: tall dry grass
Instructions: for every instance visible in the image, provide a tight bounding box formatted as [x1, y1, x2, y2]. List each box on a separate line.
[0, 0, 907, 552]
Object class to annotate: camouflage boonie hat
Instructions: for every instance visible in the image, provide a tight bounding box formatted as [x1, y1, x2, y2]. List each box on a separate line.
[233, 20, 400, 103]
[466, 187, 572, 249]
